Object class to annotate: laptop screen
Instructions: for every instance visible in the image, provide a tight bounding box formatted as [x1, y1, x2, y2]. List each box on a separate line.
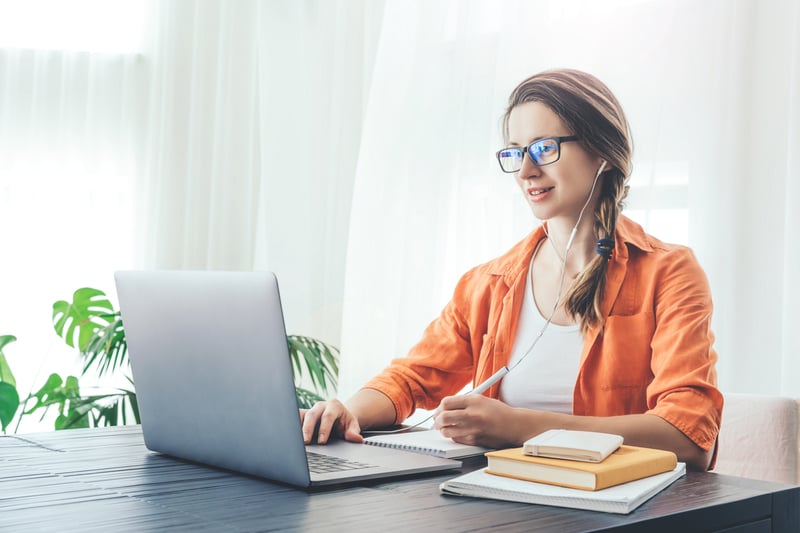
[116, 270, 312, 486]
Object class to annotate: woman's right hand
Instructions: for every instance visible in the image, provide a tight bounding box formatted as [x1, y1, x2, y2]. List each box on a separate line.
[300, 399, 364, 445]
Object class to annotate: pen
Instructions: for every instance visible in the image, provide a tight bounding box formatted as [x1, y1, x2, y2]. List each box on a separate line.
[468, 366, 510, 395]
[364, 366, 510, 435]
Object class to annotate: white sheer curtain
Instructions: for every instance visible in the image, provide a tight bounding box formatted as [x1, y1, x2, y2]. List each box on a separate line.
[684, 0, 800, 395]
[3, 0, 799, 435]
[139, 0, 261, 272]
[338, 0, 800, 399]
[252, 1, 383, 342]
[140, 0, 383, 343]
[0, 5, 147, 432]
[0, 0, 383, 431]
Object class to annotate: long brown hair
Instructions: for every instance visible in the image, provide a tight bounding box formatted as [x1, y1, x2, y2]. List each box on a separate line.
[502, 69, 633, 332]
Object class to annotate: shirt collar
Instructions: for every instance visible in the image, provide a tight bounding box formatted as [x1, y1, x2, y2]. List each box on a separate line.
[485, 214, 654, 282]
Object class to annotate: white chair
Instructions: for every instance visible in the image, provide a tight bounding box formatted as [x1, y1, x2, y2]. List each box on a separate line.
[713, 393, 800, 485]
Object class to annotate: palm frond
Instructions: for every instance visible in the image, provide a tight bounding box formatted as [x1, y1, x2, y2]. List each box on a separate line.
[287, 335, 339, 398]
[295, 386, 325, 409]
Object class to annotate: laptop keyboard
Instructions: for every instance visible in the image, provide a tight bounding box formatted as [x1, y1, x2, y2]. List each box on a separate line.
[306, 451, 376, 474]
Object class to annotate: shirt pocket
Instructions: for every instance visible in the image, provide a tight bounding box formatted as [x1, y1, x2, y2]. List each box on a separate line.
[600, 313, 655, 392]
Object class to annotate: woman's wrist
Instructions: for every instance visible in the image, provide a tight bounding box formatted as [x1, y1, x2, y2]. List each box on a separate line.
[508, 407, 570, 446]
[509, 407, 544, 446]
[345, 388, 397, 430]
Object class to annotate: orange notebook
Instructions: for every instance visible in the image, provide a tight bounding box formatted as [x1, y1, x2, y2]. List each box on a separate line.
[485, 445, 677, 491]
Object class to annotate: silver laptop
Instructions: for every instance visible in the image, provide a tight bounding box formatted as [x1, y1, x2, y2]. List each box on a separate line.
[114, 270, 461, 488]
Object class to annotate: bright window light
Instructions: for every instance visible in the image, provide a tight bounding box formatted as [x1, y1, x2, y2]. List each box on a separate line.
[0, 0, 148, 53]
[626, 208, 688, 245]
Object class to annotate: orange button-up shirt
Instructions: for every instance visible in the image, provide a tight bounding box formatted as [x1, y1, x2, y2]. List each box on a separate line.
[364, 215, 723, 454]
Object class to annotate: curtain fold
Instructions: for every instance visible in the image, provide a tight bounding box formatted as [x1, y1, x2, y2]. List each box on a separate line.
[141, 0, 384, 343]
[140, 0, 261, 271]
[782, 2, 800, 394]
[253, 0, 383, 342]
[686, 0, 800, 395]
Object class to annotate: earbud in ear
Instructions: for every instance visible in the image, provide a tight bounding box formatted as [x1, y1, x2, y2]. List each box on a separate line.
[596, 160, 607, 178]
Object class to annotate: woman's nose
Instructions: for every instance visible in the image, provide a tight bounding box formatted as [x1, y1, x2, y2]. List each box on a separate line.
[517, 151, 541, 179]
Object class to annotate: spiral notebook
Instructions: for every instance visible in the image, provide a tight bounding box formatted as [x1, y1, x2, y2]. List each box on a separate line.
[364, 429, 492, 459]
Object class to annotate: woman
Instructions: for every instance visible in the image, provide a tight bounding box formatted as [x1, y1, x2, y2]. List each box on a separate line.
[301, 69, 722, 471]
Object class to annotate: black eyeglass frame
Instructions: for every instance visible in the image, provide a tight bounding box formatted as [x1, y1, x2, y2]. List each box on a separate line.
[495, 135, 579, 173]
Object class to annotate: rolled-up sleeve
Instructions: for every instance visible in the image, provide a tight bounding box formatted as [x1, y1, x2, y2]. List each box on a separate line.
[362, 269, 489, 423]
[645, 247, 723, 451]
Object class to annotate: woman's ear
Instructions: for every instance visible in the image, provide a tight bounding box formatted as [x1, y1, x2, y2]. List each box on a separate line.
[598, 159, 616, 175]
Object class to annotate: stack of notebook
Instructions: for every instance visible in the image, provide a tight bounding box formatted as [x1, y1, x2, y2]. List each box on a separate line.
[439, 429, 686, 514]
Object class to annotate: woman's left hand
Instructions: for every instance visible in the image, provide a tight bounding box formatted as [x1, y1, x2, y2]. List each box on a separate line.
[432, 394, 526, 449]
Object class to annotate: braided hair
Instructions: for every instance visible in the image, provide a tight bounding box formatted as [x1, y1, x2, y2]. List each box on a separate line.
[502, 69, 633, 332]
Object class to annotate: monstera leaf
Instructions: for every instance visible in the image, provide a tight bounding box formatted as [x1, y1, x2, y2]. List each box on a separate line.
[53, 288, 113, 350]
[22, 373, 90, 430]
[53, 288, 127, 377]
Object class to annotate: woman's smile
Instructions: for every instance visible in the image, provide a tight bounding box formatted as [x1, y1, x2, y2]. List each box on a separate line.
[527, 185, 554, 202]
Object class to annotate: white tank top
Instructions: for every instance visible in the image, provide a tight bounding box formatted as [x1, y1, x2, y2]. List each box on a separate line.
[497, 243, 583, 414]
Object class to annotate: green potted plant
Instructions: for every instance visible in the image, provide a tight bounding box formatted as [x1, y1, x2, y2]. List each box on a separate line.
[0, 334, 91, 433]
[0, 287, 339, 434]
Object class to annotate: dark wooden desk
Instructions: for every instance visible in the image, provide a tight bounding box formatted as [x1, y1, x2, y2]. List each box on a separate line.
[1, 426, 797, 532]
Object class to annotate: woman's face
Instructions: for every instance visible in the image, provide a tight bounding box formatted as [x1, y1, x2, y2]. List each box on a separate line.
[506, 101, 606, 223]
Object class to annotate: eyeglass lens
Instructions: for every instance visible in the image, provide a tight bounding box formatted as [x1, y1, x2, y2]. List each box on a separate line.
[498, 138, 561, 172]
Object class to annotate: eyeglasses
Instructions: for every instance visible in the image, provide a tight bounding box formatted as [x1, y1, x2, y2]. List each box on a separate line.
[496, 135, 579, 173]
